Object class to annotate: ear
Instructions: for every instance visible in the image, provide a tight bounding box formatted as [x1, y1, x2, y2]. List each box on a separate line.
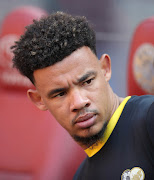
[99, 54, 112, 82]
[27, 89, 48, 111]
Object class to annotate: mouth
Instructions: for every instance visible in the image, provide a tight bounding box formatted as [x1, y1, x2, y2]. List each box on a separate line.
[74, 113, 97, 129]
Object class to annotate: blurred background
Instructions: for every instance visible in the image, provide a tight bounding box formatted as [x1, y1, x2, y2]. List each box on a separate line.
[0, 0, 154, 180]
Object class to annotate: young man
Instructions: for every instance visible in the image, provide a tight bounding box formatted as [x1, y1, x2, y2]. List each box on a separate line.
[12, 12, 154, 180]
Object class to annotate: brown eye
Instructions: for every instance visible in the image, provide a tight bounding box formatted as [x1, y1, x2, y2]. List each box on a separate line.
[54, 91, 66, 98]
[59, 92, 66, 96]
[86, 79, 92, 84]
[83, 77, 94, 86]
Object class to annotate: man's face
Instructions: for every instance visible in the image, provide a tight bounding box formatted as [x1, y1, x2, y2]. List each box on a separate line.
[30, 46, 113, 148]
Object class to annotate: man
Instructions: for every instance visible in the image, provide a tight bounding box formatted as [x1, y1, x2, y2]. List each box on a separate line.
[12, 12, 154, 180]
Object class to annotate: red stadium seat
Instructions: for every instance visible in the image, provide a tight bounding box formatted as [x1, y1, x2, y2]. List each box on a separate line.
[0, 6, 85, 180]
[127, 17, 154, 96]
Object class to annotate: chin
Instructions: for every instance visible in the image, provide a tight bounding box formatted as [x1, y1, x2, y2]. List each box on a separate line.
[73, 122, 108, 147]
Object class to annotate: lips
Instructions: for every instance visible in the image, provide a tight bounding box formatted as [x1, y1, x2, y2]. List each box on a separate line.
[75, 113, 96, 129]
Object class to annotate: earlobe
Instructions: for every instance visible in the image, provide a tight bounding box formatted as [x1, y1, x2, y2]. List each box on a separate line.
[99, 54, 112, 82]
[27, 89, 48, 111]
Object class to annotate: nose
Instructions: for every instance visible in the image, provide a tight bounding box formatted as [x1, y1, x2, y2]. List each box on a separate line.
[70, 89, 90, 112]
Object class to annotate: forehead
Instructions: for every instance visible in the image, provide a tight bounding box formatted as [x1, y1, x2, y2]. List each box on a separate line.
[34, 46, 100, 87]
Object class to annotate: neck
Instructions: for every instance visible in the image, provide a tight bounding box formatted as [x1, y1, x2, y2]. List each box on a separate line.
[110, 93, 124, 118]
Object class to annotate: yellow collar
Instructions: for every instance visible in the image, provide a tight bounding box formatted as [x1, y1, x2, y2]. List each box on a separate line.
[84, 96, 131, 157]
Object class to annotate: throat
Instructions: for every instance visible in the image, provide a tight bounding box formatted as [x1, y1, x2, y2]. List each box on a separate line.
[111, 94, 124, 118]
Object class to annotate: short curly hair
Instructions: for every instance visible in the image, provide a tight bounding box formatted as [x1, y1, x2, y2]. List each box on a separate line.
[12, 11, 96, 84]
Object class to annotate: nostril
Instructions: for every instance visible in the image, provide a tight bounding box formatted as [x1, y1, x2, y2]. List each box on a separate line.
[73, 108, 78, 112]
[85, 102, 90, 107]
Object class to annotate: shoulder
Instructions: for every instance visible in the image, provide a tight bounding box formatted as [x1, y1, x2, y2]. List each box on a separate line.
[128, 95, 154, 144]
[146, 98, 154, 144]
[126, 95, 154, 119]
[127, 95, 154, 115]
[128, 95, 154, 106]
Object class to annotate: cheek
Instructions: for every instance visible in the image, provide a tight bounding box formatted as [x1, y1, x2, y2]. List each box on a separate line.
[47, 103, 70, 127]
[93, 83, 110, 109]
[93, 81, 106, 98]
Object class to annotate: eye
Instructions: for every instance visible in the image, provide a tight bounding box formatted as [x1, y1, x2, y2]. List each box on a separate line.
[83, 77, 94, 86]
[54, 91, 66, 98]
[86, 79, 92, 84]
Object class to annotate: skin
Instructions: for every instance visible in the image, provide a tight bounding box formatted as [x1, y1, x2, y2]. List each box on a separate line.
[28, 46, 124, 149]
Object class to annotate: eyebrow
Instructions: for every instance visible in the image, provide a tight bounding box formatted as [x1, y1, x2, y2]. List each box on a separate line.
[77, 71, 97, 83]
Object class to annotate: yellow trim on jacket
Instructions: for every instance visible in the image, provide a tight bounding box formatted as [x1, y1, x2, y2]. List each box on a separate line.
[85, 96, 131, 157]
